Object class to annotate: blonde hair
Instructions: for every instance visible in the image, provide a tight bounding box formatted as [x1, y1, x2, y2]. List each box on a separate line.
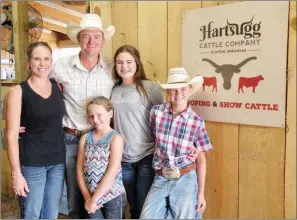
[86, 96, 113, 114]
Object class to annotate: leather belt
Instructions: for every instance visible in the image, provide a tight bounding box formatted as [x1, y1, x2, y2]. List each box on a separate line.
[63, 127, 90, 137]
[155, 163, 196, 178]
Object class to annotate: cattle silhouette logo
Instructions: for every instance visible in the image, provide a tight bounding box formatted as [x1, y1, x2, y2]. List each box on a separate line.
[238, 75, 264, 93]
[202, 56, 257, 90]
[202, 76, 217, 92]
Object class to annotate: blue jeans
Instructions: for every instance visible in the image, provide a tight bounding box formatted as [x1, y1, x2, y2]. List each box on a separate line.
[63, 132, 88, 219]
[89, 193, 126, 219]
[121, 154, 155, 219]
[140, 169, 202, 219]
[19, 164, 65, 219]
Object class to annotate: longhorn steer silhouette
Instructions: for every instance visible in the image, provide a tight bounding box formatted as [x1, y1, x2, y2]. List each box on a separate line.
[202, 56, 257, 90]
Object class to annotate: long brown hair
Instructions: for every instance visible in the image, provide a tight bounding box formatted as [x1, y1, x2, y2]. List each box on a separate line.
[113, 45, 148, 98]
[26, 41, 52, 79]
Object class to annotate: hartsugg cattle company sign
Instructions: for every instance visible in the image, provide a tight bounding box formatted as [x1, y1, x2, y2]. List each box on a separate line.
[182, 1, 289, 127]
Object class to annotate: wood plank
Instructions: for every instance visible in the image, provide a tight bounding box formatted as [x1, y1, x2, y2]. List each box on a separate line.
[12, 1, 29, 82]
[285, 1, 296, 218]
[29, 1, 82, 24]
[111, 1, 138, 53]
[57, 40, 79, 48]
[1, 149, 14, 197]
[168, 1, 238, 218]
[1, 86, 15, 197]
[138, 1, 167, 83]
[238, 0, 285, 217]
[200, 2, 239, 218]
[90, 1, 112, 59]
[110, 3, 138, 217]
[39, 32, 59, 50]
[167, 1, 201, 69]
[61, 1, 87, 13]
[35, 1, 85, 16]
[39, 30, 58, 42]
[43, 21, 66, 34]
[239, 126, 285, 218]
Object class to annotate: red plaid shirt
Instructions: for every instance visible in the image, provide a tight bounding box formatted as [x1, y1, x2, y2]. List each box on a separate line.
[150, 102, 212, 170]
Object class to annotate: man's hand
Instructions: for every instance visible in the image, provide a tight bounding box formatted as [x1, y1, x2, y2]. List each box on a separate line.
[84, 198, 102, 214]
[196, 193, 206, 213]
[19, 126, 25, 134]
[188, 147, 199, 162]
[12, 173, 29, 197]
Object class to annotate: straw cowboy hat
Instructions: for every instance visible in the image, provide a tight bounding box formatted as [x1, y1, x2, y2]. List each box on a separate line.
[160, 67, 204, 94]
[66, 13, 115, 44]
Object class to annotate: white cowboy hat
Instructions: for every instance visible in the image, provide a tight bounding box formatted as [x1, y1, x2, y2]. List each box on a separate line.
[160, 67, 204, 94]
[66, 13, 115, 44]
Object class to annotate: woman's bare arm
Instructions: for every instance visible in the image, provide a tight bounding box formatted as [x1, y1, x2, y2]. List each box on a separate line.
[6, 86, 29, 196]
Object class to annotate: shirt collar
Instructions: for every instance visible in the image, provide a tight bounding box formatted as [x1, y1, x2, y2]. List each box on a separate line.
[164, 102, 192, 119]
[71, 52, 107, 70]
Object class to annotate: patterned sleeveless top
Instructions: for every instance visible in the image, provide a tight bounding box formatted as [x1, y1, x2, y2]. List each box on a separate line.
[84, 130, 125, 205]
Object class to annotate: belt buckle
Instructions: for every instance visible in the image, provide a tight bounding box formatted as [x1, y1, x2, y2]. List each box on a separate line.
[162, 167, 180, 180]
[74, 129, 79, 137]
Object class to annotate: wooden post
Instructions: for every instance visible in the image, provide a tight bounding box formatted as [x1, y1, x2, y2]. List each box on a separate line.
[12, 1, 29, 82]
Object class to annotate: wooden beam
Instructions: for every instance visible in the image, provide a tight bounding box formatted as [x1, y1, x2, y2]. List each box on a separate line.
[28, 1, 82, 24]
[57, 40, 79, 48]
[43, 21, 66, 34]
[12, 1, 29, 82]
[60, 1, 87, 13]
[35, 1, 85, 17]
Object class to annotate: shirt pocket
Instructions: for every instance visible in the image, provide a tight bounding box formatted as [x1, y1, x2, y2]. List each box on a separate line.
[63, 79, 86, 101]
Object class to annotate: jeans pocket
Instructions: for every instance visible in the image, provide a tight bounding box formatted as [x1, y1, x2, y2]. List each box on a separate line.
[63, 132, 76, 143]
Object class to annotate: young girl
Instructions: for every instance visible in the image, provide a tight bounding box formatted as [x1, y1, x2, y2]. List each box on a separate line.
[76, 96, 126, 219]
[111, 45, 165, 218]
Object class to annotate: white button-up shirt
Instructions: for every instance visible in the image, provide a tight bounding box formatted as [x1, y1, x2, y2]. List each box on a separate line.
[51, 53, 115, 130]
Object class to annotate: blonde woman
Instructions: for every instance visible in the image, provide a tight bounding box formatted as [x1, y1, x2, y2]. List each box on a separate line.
[6, 42, 66, 219]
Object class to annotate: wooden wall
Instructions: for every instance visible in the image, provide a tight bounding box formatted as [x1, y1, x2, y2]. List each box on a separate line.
[1, 1, 295, 219]
[89, 1, 296, 218]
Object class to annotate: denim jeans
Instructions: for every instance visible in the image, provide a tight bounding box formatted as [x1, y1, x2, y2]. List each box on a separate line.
[63, 132, 88, 219]
[19, 163, 65, 219]
[140, 169, 202, 219]
[89, 193, 126, 219]
[121, 154, 155, 219]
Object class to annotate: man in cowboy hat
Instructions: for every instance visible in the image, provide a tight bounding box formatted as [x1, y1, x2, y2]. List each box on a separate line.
[50, 13, 116, 219]
[140, 67, 213, 219]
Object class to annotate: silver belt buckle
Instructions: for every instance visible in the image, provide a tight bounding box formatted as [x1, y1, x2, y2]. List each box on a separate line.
[162, 167, 180, 180]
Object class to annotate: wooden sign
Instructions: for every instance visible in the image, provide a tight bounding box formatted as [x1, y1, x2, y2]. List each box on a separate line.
[182, 1, 289, 127]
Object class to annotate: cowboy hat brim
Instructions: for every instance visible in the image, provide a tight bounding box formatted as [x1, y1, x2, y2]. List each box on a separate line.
[66, 22, 115, 44]
[160, 75, 204, 94]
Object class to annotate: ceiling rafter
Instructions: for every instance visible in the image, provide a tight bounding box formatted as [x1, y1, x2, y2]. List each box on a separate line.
[1, 1, 86, 36]
[35, 1, 85, 18]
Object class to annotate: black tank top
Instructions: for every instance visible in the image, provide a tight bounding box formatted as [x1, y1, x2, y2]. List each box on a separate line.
[19, 79, 66, 166]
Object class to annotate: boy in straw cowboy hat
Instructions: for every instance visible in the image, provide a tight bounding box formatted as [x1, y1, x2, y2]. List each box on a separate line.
[50, 14, 116, 218]
[140, 67, 213, 219]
